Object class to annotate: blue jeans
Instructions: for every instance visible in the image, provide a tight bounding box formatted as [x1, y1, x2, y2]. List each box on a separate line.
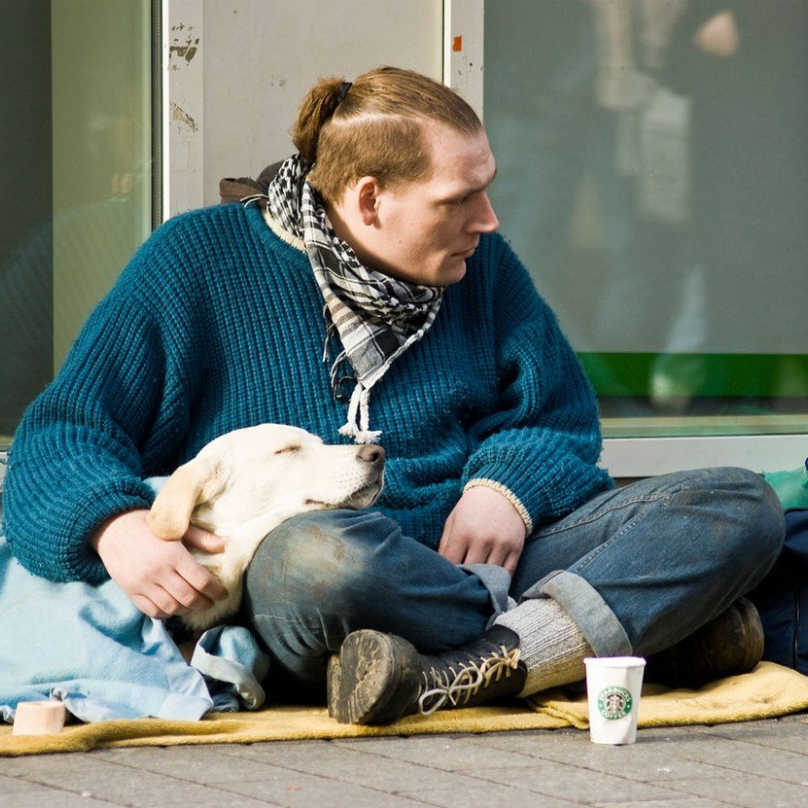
[242, 467, 784, 694]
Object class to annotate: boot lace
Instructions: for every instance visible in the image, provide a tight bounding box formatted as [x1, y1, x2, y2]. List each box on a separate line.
[417, 645, 522, 716]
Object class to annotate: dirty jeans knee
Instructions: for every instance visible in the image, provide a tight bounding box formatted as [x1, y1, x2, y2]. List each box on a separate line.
[513, 466, 785, 658]
[241, 509, 494, 692]
[723, 467, 786, 574]
[615, 467, 784, 652]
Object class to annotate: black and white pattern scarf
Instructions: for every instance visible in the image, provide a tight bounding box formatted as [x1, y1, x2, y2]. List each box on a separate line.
[263, 155, 444, 443]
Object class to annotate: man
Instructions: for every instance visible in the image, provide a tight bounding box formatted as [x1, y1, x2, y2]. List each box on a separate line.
[3, 67, 784, 725]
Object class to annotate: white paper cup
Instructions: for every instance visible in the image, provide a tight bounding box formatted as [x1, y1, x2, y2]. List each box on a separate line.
[584, 656, 646, 745]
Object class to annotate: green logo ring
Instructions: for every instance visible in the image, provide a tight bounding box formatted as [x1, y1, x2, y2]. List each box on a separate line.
[597, 686, 633, 720]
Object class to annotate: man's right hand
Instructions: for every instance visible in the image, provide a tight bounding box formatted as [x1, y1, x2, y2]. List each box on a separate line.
[91, 509, 228, 620]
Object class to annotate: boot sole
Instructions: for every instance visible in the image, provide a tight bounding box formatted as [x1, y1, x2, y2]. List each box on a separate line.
[328, 630, 421, 725]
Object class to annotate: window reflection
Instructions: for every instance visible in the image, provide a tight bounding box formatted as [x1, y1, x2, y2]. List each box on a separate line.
[0, 1, 152, 443]
[484, 0, 808, 433]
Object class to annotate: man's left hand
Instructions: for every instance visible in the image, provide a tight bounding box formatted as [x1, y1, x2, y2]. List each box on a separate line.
[438, 486, 526, 575]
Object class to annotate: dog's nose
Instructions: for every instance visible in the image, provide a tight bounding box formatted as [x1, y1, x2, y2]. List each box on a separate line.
[358, 445, 385, 465]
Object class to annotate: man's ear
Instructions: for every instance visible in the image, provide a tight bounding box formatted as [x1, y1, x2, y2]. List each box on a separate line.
[146, 456, 222, 541]
[354, 176, 382, 225]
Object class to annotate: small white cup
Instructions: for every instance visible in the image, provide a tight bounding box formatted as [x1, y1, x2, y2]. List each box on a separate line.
[584, 656, 646, 745]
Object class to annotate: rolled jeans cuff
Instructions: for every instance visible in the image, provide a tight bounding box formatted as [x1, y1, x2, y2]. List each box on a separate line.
[521, 570, 632, 657]
[460, 563, 517, 626]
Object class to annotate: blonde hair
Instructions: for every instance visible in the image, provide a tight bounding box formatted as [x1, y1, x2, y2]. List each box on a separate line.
[292, 66, 482, 203]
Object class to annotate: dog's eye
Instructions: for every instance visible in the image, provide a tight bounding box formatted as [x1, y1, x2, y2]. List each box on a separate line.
[274, 445, 300, 455]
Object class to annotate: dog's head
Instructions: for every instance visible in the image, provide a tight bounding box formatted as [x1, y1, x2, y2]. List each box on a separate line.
[146, 424, 385, 543]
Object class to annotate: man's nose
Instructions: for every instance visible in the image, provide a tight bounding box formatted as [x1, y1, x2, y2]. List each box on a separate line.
[472, 192, 499, 233]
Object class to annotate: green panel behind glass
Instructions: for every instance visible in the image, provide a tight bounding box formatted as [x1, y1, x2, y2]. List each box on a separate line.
[580, 353, 808, 399]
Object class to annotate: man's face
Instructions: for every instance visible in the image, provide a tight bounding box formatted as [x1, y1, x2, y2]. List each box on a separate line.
[369, 123, 499, 287]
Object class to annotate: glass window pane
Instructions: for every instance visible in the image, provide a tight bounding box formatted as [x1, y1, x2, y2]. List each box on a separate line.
[0, 0, 154, 448]
[483, 0, 808, 438]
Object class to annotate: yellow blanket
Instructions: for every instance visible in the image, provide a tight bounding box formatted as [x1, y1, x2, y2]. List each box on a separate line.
[2, 662, 807, 757]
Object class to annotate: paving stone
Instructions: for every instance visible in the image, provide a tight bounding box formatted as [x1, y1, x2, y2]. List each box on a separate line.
[334, 733, 729, 787]
[311, 735, 544, 773]
[663, 735, 808, 785]
[0, 775, 127, 808]
[410, 783, 580, 808]
[4, 794, 125, 808]
[465, 726, 712, 754]
[703, 719, 808, 754]
[219, 745, 516, 795]
[631, 725, 728, 740]
[483, 735, 730, 782]
[461, 757, 684, 804]
[0, 752, 116, 778]
[649, 771, 808, 808]
[464, 727, 581, 743]
[592, 799, 731, 808]
[140, 795, 282, 808]
[708, 716, 808, 733]
[778, 714, 808, 723]
[4, 757, 280, 807]
[0, 774, 52, 795]
[95, 744, 281, 784]
[721, 732, 808, 756]
[213, 769, 428, 808]
[4, 718, 808, 807]
[111, 739, 576, 805]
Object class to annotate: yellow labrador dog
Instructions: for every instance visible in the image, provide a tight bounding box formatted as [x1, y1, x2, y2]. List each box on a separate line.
[146, 424, 385, 631]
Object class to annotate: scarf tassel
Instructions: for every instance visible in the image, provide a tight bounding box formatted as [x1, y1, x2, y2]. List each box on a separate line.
[338, 383, 382, 444]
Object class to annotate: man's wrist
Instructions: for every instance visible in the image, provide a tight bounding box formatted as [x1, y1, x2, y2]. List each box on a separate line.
[91, 509, 147, 554]
[463, 479, 532, 536]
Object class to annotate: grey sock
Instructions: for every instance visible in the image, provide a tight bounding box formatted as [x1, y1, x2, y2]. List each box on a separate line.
[494, 597, 593, 697]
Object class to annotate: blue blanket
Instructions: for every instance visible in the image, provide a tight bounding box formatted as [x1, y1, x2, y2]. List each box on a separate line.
[0, 478, 270, 723]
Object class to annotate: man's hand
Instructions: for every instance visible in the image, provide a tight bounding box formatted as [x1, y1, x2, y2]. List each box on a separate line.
[92, 509, 228, 620]
[438, 486, 527, 575]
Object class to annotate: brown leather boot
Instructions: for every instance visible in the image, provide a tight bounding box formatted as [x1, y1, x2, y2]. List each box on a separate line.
[328, 625, 526, 725]
[644, 598, 764, 690]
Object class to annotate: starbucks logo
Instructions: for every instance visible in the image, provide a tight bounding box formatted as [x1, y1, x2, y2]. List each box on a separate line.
[597, 686, 633, 720]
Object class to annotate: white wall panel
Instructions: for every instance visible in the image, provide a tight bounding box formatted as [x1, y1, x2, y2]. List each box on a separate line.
[168, 0, 442, 215]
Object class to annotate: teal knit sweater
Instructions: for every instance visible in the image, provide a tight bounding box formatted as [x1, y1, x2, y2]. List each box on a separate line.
[3, 204, 612, 584]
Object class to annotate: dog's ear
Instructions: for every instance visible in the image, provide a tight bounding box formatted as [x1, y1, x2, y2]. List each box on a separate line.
[146, 456, 221, 541]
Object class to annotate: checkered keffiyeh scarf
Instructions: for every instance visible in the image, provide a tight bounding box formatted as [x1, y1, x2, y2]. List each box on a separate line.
[263, 155, 444, 443]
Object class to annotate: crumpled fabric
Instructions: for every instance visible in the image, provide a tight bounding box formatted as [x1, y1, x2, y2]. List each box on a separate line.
[0, 476, 271, 724]
[191, 625, 271, 712]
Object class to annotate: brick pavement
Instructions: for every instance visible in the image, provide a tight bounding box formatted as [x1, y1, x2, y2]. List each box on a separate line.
[2, 714, 808, 808]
